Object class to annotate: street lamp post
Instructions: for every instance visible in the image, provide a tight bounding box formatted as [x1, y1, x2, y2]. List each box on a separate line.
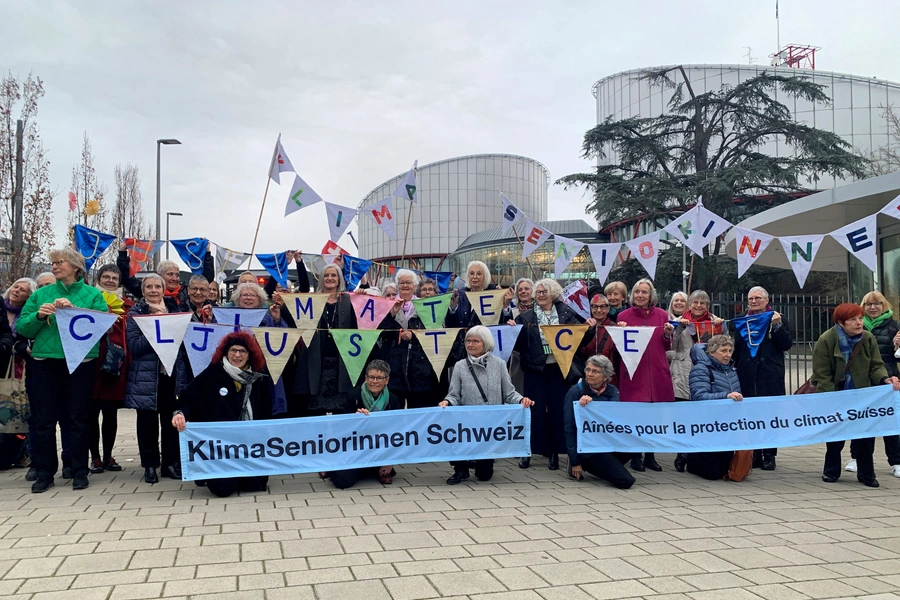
[166, 212, 183, 259]
[155, 138, 182, 269]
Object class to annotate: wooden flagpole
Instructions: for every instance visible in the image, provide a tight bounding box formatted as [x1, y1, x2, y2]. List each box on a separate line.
[400, 198, 415, 268]
[249, 134, 280, 269]
[512, 226, 539, 281]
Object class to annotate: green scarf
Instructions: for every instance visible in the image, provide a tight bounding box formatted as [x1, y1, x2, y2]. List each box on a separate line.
[863, 309, 893, 332]
[361, 386, 390, 412]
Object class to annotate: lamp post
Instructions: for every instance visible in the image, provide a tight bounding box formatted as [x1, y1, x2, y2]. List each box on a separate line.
[166, 212, 183, 259]
[155, 138, 181, 269]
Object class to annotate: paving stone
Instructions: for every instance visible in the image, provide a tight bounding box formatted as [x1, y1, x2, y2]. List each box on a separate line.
[579, 579, 656, 599]
[315, 579, 392, 600]
[428, 570, 506, 596]
[165, 575, 238, 596]
[383, 575, 441, 600]
[530, 562, 609, 586]
[109, 582, 166, 600]
[17, 575, 76, 593]
[29, 587, 112, 600]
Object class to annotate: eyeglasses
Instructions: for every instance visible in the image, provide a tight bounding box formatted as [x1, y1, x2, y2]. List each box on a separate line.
[591, 304, 609, 309]
[864, 302, 883, 308]
[535, 290, 549, 295]
[188, 287, 206, 293]
[464, 339, 483, 344]
[227, 348, 248, 355]
[398, 281, 414, 286]
[50, 260, 67, 267]
[584, 367, 605, 375]
[748, 297, 766, 302]
[366, 375, 387, 381]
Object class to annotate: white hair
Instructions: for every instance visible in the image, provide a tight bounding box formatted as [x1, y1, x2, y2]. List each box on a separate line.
[231, 282, 267, 307]
[3, 277, 36, 300]
[534, 278, 563, 301]
[465, 325, 495, 353]
[748, 286, 769, 299]
[156, 260, 180, 276]
[395, 269, 420, 287]
[465, 260, 491, 288]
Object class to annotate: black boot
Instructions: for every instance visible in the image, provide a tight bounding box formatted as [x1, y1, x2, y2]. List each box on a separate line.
[630, 456, 645, 471]
[143, 467, 159, 484]
[518, 457, 531, 469]
[761, 455, 776, 471]
[548, 454, 559, 470]
[674, 453, 687, 472]
[446, 469, 469, 485]
[643, 453, 662, 471]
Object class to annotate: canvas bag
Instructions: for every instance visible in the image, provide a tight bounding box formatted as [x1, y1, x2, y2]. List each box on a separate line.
[0, 360, 29, 434]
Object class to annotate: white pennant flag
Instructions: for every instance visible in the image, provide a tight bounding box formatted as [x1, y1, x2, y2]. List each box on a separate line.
[285, 174, 325, 217]
[562, 280, 590, 320]
[879, 193, 900, 220]
[325, 202, 357, 243]
[778, 234, 825, 289]
[554, 235, 585, 278]
[587, 243, 622, 286]
[393, 160, 418, 202]
[214, 244, 251, 283]
[830, 214, 877, 272]
[55, 308, 119, 374]
[132, 313, 193, 375]
[183, 323, 234, 376]
[520, 217, 552, 260]
[488, 324, 523, 362]
[269, 135, 295, 185]
[664, 199, 732, 256]
[605, 326, 655, 377]
[733, 227, 775, 278]
[624, 231, 661, 279]
[366, 197, 396, 239]
[498, 190, 524, 234]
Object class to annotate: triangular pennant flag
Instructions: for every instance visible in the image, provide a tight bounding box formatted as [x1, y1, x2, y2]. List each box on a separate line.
[73, 224, 117, 272]
[498, 190, 524, 234]
[540, 324, 590, 379]
[605, 325, 655, 377]
[686, 321, 723, 339]
[279, 293, 331, 329]
[730, 311, 775, 358]
[284, 173, 325, 217]
[423, 271, 452, 293]
[325, 202, 358, 243]
[253, 327, 304, 382]
[733, 227, 775, 278]
[393, 160, 418, 202]
[298, 328, 317, 347]
[55, 308, 119, 374]
[623, 231, 661, 279]
[695, 201, 734, 247]
[366, 197, 396, 239]
[587, 243, 622, 286]
[464, 289, 507, 325]
[663, 200, 732, 256]
[520, 217, 552, 260]
[412, 328, 463, 377]
[562, 280, 590, 320]
[331, 329, 382, 385]
[349, 293, 396, 330]
[663, 205, 698, 248]
[411, 294, 452, 329]
[183, 323, 234, 376]
[214, 244, 251, 283]
[777, 234, 825, 288]
[131, 313, 193, 375]
[879, 194, 900, 220]
[554, 235, 585, 278]
[830, 214, 877, 272]
[342, 255, 372, 290]
[170, 238, 209, 275]
[488, 324, 523, 362]
[256, 251, 290, 287]
[212, 308, 268, 332]
[125, 238, 165, 277]
[269, 135, 295, 185]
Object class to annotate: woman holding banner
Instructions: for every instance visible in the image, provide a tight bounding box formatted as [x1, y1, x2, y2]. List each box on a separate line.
[118, 241, 214, 310]
[575, 294, 619, 388]
[604, 281, 629, 323]
[446, 261, 510, 328]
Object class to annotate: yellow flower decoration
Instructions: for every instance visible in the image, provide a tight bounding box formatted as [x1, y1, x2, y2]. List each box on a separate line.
[84, 199, 101, 216]
[103, 291, 125, 315]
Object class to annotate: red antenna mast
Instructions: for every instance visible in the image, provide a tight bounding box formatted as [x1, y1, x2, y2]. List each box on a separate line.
[769, 44, 820, 69]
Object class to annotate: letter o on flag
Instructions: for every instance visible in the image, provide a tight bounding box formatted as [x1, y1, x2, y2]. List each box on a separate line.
[639, 242, 654, 259]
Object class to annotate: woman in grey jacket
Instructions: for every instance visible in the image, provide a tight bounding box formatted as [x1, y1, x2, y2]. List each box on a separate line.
[439, 326, 533, 484]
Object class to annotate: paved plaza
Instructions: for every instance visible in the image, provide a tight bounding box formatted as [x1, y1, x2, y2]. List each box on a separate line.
[0, 419, 898, 600]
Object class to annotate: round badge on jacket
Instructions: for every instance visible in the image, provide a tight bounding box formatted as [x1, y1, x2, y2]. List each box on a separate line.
[219, 387, 228, 396]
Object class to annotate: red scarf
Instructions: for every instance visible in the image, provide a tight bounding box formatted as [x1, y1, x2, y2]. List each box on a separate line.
[686, 310, 712, 322]
[164, 285, 182, 299]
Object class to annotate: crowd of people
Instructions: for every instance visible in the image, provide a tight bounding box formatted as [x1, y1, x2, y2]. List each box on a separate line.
[5, 248, 900, 497]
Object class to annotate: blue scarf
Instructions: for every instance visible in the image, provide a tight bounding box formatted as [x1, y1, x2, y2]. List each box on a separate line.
[835, 325, 862, 390]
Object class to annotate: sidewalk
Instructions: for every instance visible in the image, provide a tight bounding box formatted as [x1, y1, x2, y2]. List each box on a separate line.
[0, 418, 898, 600]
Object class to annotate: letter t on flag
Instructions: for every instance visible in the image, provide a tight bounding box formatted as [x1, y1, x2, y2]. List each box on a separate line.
[325, 202, 358, 243]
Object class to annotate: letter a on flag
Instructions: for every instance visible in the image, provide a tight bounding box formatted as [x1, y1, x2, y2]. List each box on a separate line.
[132, 313, 193, 375]
[733, 226, 775, 278]
[605, 326, 655, 377]
[366, 197, 396, 239]
[285, 174, 325, 217]
[56, 308, 119, 374]
[624, 231, 660, 280]
[349, 293, 396, 330]
[253, 327, 303, 382]
[541, 325, 589, 378]
[325, 202, 357, 243]
[183, 323, 234, 376]
[393, 160, 418, 202]
[331, 329, 382, 385]
[413, 328, 464, 377]
[269, 134, 295, 185]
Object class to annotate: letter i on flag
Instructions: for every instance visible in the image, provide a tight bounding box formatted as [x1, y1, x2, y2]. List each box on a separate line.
[587, 243, 622, 286]
[269, 134, 295, 185]
[285, 174, 325, 217]
[325, 202, 357, 243]
[393, 160, 418, 202]
[56, 308, 119, 373]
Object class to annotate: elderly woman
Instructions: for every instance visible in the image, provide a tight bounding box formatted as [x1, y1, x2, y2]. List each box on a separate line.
[17, 248, 108, 493]
[563, 355, 634, 489]
[35, 272, 55, 289]
[208, 280, 220, 305]
[2, 277, 32, 367]
[514, 278, 584, 471]
[813, 303, 900, 487]
[667, 292, 688, 321]
[417, 278, 438, 298]
[231, 282, 284, 326]
[604, 281, 629, 322]
[510, 278, 535, 319]
[575, 293, 619, 387]
[173, 331, 271, 497]
[381, 283, 399, 301]
[439, 326, 533, 484]
[118, 242, 214, 310]
[446, 260, 510, 329]
[616, 278, 675, 472]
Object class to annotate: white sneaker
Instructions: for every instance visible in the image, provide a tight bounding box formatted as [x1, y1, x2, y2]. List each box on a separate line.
[845, 459, 857, 472]
[892, 465, 900, 478]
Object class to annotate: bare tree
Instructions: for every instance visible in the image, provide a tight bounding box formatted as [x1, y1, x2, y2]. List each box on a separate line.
[68, 131, 108, 231]
[111, 163, 150, 240]
[862, 104, 900, 177]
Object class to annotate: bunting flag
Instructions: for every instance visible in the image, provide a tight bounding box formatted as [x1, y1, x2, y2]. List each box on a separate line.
[331, 329, 382, 385]
[124, 238, 165, 276]
[214, 245, 251, 283]
[412, 328, 463, 377]
[587, 243, 622, 286]
[170, 238, 209, 275]
[605, 326, 655, 377]
[73, 224, 117, 272]
[349, 293, 397, 329]
[664, 199, 732, 256]
[131, 313, 193, 375]
[269, 135, 295, 185]
[499, 190, 524, 234]
[554, 235, 585, 278]
[464, 289, 507, 325]
[284, 174, 325, 217]
[279, 294, 331, 328]
[733, 227, 775, 278]
[343, 255, 373, 290]
[623, 231, 661, 279]
[253, 327, 304, 382]
[778, 234, 825, 288]
[366, 197, 396, 239]
[562, 280, 590, 320]
[879, 194, 900, 221]
[256, 251, 290, 287]
[830, 214, 877, 272]
[55, 308, 119, 374]
[540, 325, 590, 378]
[298, 328, 317, 347]
[729, 311, 774, 358]
[489, 324, 523, 362]
[520, 218, 551, 260]
[423, 271, 452, 293]
[325, 202, 357, 243]
[393, 160, 418, 202]
[212, 308, 268, 332]
[411, 294, 452, 329]
[686, 321, 723, 339]
[183, 323, 234, 376]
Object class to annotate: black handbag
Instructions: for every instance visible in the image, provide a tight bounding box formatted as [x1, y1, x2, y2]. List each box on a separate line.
[99, 338, 126, 376]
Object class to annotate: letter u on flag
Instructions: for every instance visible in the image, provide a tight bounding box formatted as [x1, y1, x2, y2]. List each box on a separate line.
[413, 328, 463, 376]
[465, 289, 507, 325]
[540, 325, 589, 378]
[131, 313, 193, 375]
[170, 238, 209, 275]
[279, 293, 330, 328]
[253, 327, 303, 382]
[73, 224, 117, 271]
[183, 323, 233, 376]
[605, 326, 655, 377]
[412, 294, 452, 329]
[349, 293, 396, 329]
[331, 329, 382, 385]
[55, 308, 119, 374]
[730, 311, 774, 358]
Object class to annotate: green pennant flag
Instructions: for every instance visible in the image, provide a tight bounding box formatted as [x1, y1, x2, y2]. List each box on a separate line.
[330, 329, 382, 385]
[411, 293, 452, 329]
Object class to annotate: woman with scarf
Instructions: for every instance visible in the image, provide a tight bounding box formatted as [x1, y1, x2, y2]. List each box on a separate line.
[575, 293, 619, 387]
[510, 278, 535, 319]
[118, 242, 214, 311]
[616, 279, 675, 472]
[812, 303, 900, 487]
[2, 277, 32, 370]
[604, 281, 629, 323]
[173, 331, 271, 497]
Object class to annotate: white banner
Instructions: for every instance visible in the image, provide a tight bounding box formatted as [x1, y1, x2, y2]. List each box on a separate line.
[132, 313, 193, 375]
[733, 226, 775, 278]
[879, 194, 900, 221]
[325, 202, 357, 243]
[830, 214, 877, 272]
[393, 160, 418, 202]
[499, 190, 524, 234]
[587, 243, 622, 285]
[520, 217, 551, 260]
[778, 234, 825, 289]
[624, 231, 661, 280]
[285, 174, 325, 217]
[554, 235, 585, 278]
[605, 325, 655, 377]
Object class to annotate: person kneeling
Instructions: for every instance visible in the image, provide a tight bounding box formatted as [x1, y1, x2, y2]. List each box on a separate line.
[330, 360, 403, 489]
[563, 355, 634, 489]
[172, 332, 271, 497]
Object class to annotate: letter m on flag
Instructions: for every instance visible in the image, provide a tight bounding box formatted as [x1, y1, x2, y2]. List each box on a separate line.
[372, 204, 392, 225]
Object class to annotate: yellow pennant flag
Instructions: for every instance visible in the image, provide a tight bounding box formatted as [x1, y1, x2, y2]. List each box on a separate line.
[279, 293, 331, 328]
[298, 328, 317, 347]
[412, 328, 463, 377]
[253, 327, 303, 382]
[540, 324, 590, 379]
[464, 289, 507, 325]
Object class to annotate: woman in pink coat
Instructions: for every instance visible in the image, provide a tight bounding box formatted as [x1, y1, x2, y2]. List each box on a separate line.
[615, 278, 675, 472]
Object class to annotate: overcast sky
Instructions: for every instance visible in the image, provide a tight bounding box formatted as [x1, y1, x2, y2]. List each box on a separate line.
[3, 0, 899, 268]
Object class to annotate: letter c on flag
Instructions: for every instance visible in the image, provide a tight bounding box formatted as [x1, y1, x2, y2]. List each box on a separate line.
[554, 328, 574, 351]
[70, 314, 95, 342]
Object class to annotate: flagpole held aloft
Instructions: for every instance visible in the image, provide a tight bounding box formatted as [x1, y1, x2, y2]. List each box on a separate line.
[249, 135, 281, 269]
[400, 201, 414, 267]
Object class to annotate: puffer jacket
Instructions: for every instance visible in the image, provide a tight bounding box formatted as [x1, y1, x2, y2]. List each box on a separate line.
[867, 318, 900, 378]
[669, 315, 721, 399]
[125, 300, 168, 411]
[689, 344, 741, 401]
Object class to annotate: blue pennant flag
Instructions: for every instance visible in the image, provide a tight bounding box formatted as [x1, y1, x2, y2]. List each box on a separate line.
[730, 311, 774, 358]
[170, 238, 209, 274]
[73, 225, 117, 272]
[256, 251, 290, 287]
[488, 324, 523, 362]
[424, 271, 452, 293]
[342, 254, 372, 291]
[212, 308, 268, 332]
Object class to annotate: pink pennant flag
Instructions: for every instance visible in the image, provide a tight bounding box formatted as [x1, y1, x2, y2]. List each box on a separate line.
[349, 293, 397, 330]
